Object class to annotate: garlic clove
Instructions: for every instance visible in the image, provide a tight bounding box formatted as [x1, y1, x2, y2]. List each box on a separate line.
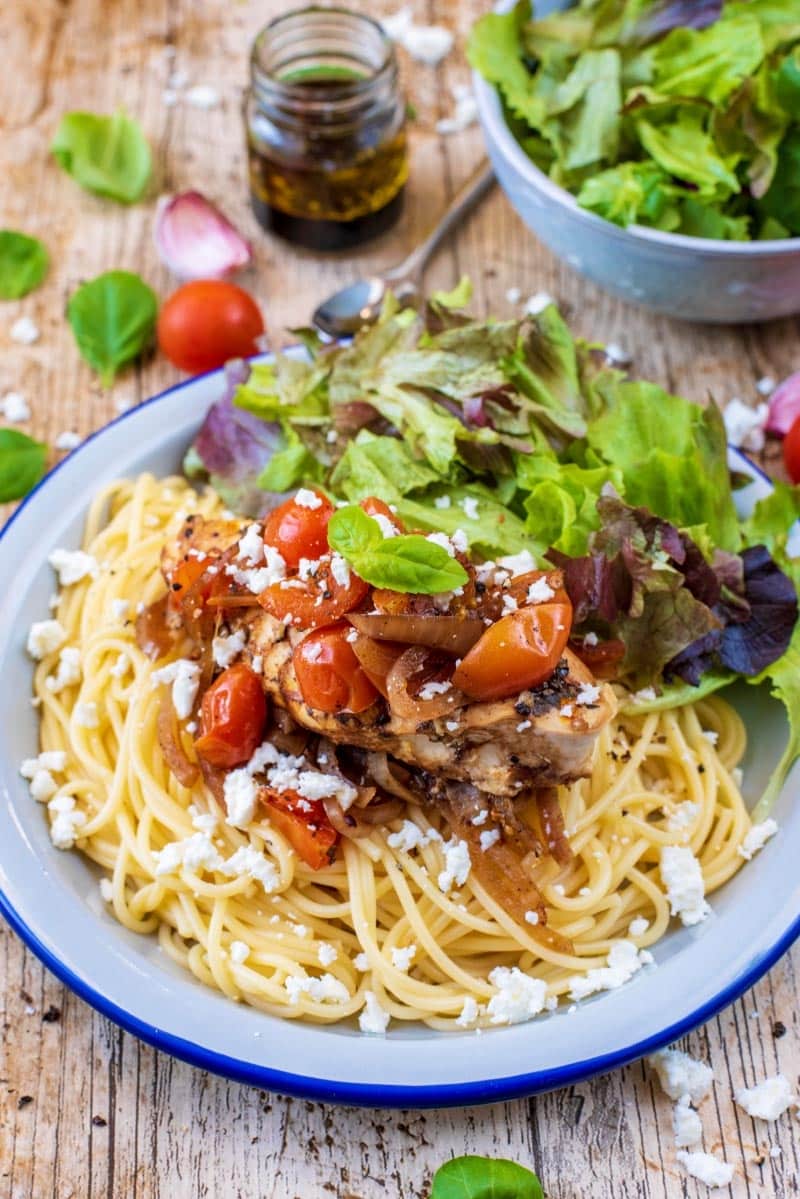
[154, 190, 252, 279]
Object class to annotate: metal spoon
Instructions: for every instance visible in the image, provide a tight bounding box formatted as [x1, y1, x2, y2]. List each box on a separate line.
[312, 159, 495, 339]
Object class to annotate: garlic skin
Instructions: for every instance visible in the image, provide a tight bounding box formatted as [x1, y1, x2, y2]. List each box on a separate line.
[154, 191, 252, 279]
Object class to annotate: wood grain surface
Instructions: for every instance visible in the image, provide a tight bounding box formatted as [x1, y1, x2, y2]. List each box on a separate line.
[1, 1, 798, 1196]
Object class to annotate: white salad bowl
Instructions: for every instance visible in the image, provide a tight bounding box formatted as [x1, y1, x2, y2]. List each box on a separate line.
[0, 359, 798, 1108]
[472, 0, 800, 324]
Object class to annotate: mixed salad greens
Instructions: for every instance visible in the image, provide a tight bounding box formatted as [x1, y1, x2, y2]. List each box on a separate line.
[186, 283, 800, 813]
[469, 0, 800, 239]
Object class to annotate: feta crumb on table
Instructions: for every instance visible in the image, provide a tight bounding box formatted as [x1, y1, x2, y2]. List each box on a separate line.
[672, 1094, 703, 1148]
[676, 1149, 734, 1189]
[1, 391, 31, 422]
[381, 9, 453, 64]
[648, 1048, 714, 1104]
[185, 84, 220, 108]
[54, 431, 82, 451]
[735, 1073, 796, 1121]
[10, 315, 40, 344]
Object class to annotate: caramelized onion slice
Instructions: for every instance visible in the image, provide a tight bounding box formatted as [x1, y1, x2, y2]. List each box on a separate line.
[157, 692, 199, 788]
[535, 787, 572, 867]
[136, 596, 176, 661]
[385, 646, 469, 722]
[348, 612, 483, 657]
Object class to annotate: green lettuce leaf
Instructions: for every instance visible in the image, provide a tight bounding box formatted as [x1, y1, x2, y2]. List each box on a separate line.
[646, 13, 764, 104]
[759, 128, 800, 234]
[723, 1, 800, 53]
[577, 160, 681, 229]
[636, 109, 741, 199]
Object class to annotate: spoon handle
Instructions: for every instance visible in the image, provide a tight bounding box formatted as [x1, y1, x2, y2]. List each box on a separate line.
[385, 159, 495, 287]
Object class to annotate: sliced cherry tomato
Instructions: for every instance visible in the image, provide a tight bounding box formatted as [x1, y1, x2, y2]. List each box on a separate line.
[784, 414, 800, 484]
[360, 496, 405, 532]
[167, 554, 214, 609]
[452, 600, 573, 702]
[570, 636, 625, 680]
[293, 622, 379, 713]
[195, 663, 267, 768]
[263, 490, 334, 569]
[157, 280, 264, 374]
[260, 787, 338, 870]
[258, 558, 369, 629]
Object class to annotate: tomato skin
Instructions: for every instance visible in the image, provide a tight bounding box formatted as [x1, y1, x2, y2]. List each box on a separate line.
[263, 491, 334, 569]
[260, 787, 338, 870]
[195, 663, 267, 768]
[452, 601, 573, 702]
[293, 622, 379, 713]
[157, 280, 264, 374]
[360, 496, 404, 532]
[784, 415, 800, 484]
[258, 559, 369, 628]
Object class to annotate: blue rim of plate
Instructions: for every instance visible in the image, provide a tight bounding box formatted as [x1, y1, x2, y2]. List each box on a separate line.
[0, 362, 797, 1108]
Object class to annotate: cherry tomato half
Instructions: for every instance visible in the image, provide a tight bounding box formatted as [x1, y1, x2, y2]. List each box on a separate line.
[263, 490, 334, 570]
[260, 787, 338, 870]
[157, 280, 265, 374]
[293, 622, 379, 713]
[361, 496, 404, 533]
[194, 663, 267, 768]
[452, 600, 572, 702]
[258, 558, 369, 629]
[784, 414, 800, 485]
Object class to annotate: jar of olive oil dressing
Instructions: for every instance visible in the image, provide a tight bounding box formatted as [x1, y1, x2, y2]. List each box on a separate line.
[245, 6, 408, 250]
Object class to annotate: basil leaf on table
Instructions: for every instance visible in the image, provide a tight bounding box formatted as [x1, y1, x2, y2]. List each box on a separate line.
[0, 429, 47, 502]
[327, 506, 469, 594]
[52, 110, 152, 204]
[67, 270, 158, 387]
[430, 1155, 544, 1199]
[0, 231, 48, 299]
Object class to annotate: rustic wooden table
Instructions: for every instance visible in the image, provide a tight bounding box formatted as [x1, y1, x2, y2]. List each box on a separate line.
[1, 1, 798, 1196]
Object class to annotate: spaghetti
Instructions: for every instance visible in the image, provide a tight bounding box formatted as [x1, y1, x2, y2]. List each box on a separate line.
[28, 474, 753, 1030]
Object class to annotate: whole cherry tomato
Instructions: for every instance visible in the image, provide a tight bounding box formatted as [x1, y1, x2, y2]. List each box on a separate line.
[452, 600, 573, 702]
[263, 490, 334, 570]
[293, 622, 379, 713]
[194, 662, 267, 768]
[157, 280, 264, 373]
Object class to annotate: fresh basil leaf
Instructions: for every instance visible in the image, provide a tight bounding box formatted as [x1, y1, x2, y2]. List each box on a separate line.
[52, 110, 152, 204]
[0, 231, 48, 299]
[67, 270, 157, 387]
[430, 1155, 544, 1199]
[327, 505, 383, 559]
[356, 536, 469, 594]
[0, 429, 47, 502]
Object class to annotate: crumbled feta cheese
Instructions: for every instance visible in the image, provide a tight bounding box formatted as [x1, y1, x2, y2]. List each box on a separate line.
[238, 523, 264, 566]
[330, 552, 350, 588]
[660, 846, 711, 926]
[418, 679, 452, 701]
[232, 544, 286, 593]
[648, 1048, 714, 1104]
[460, 496, 480, 521]
[295, 488, 322, 509]
[74, 701, 99, 729]
[735, 1073, 795, 1121]
[29, 770, 58, 802]
[496, 549, 536, 578]
[676, 1150, 733, 1189]
[583, 631, 598, 647]
[505, 286, 522, 304]
[604, 342, 632, 367]
[524, 910, 540, 925]
[701, 729, 719, 746]
[212, 627, 247, 669]
[723, 398, 767, 452]
[372, 512, 398, 538]
[501, 594, 518, 616]
[354, 952, 369, 972]
[631, 685, 657, 705]
[286, 971, 349, 1006]
[568, 940, 649, 1001]
[560, 704, 573, 718]
[382, 9, 453, 64]
[445, 719, 460, 733]
[154, 832, 223, 876]
[150, 658, 201, 720]
[390, 945, 416, 972]
[437, 837, 471, 893]
[426, 531, 455, 557]
[45, 646, 81, 693]
[470, 810, 488, 827]
[185, 84, 220, 108]
[99, 878, 114, 902]
[434, 495, 451, 509]
[576, 682, 601, 706]
[289, 923, 310, 938]
[21, 750, 67, 778]
[451, 529, 468, 554]
[479, 828, 501, 852]
[10, 315, 40, 344]
[251, 655, 263, 673]
[27, 619, 66, 659]
[49, 548, 98, 586]
[673, 1094, 703, 1148]
[48, 794, 86, 849]
[359, 990, 390, 1033]
[628, 916, 649, 937]
[54, 431, 82, 451]
[456, 996, 480, 1027]
[516, 719, 531, 732]
[219, 845, 279, 893]
[756, 376, 775, 396]
[387, 819, 433, 852]
[738, 819, 778, 861]
[524, 292, 554, 317]
[667, 801, 700, 835]
[224, 769, 258, 828]
[229, 940, 250, 965]
[110, 653, 129, 679]
[436, 83, 478, 135]
[526, 577, 555, 604]
[317, 943, 338, 967]
[487, 966, 548, 1025]
[1, 391, 30, 422]
[110, 598, 130, 621]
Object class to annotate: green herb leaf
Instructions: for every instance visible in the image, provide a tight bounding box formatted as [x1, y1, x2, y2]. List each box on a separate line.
[328, 506, 468, 594]
[0, 231, 49, 299]
[0, 429, 47, 502]
[67, 270, 158, 386]
[430, 1155, 544, 1199]
[52, 110, 152, 204]
[257, 426, 324, 493]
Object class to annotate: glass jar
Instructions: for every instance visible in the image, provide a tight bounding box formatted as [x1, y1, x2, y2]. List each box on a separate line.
[244, 6, 409, 251]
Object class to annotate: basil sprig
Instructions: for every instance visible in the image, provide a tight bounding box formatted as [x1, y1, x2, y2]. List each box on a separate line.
[430, 1156, 544, 1199]
[67, 270, 157, 387]
[52, 110, 152, 204]
[0, 231, 48, 299]
[0, 430, 47, 502]
[327, 505, 468, 595]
